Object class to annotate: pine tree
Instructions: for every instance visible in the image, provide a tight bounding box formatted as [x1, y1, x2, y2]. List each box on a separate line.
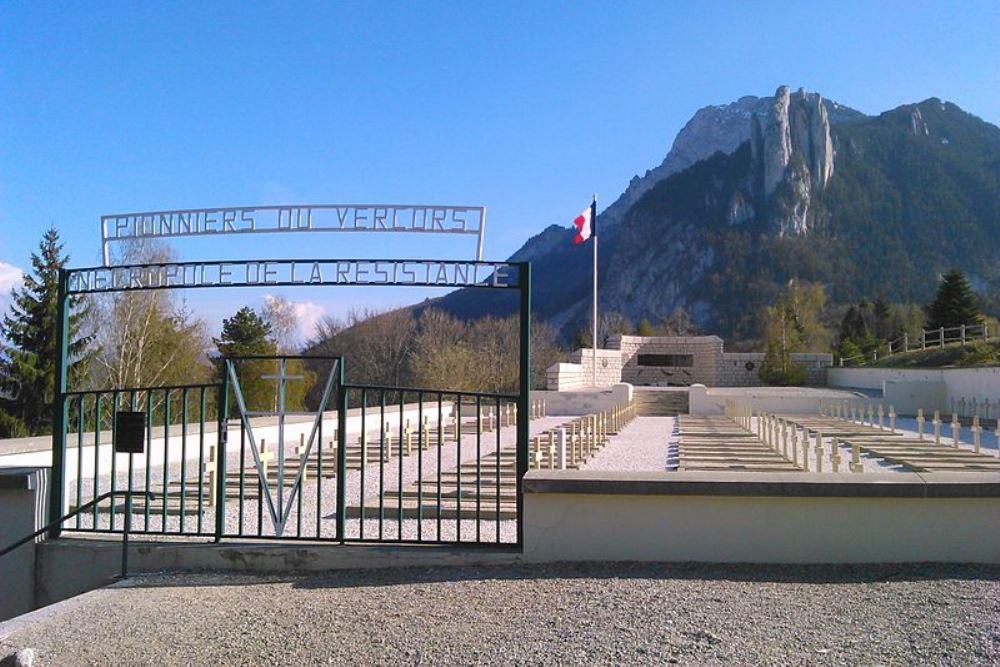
[214, 307, 278, 412]
[924, 269, 982, 331]
[0, 228, 94, 436]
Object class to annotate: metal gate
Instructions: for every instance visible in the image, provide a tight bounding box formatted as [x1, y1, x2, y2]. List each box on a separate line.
[51, 356, 527, 547]
[49, 258, 531, 547]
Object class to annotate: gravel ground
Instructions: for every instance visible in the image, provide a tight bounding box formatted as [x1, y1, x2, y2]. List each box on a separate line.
[583, 417, 675, 471]
[2, 563, 997, 666]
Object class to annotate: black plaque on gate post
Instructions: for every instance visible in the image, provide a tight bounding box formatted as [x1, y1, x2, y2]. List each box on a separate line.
[115, 411, 146, 454]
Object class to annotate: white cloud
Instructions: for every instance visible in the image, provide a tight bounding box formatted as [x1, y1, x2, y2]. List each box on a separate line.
[0, 262, 24, 293]
[290, 300, 326, 341]
[262, 294, 326, 346]
[0, 261, 24, 318]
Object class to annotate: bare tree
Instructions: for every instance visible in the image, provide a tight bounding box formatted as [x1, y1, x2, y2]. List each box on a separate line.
[89, 240, 212, 392]
[660, 306, 698, 337]
[261, 295, 299, 353]
[309, 307, 417, 387]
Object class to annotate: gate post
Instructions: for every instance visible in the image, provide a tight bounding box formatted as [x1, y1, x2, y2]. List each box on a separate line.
[336, 357, 347, 544]
[214, 363, 231, 542]
[48, 269, 70, 538]
[516, 263, 531, 548]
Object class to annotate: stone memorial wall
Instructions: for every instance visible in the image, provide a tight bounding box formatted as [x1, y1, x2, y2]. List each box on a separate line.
[547, 335, 832, 390]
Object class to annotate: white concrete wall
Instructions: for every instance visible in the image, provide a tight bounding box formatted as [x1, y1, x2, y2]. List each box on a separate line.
[533, 384, 633, 416]
[882, 380, 948, 416]
[688, 385, 858, 416]
[829, 368, 940, 391]
[829, 367, 1000, 417]
[524, 491, 1000, 564]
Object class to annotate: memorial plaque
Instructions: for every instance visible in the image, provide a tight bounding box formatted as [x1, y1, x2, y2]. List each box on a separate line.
[115, 411, 146, 454]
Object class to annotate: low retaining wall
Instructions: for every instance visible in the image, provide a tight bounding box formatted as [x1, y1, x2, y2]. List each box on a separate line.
[523, 471, 1000, 563]
[0, 468, 49, 622]
[32, 540, 522, 608]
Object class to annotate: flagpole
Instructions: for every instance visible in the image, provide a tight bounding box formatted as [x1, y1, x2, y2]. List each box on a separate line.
[591, 194, 598, 388]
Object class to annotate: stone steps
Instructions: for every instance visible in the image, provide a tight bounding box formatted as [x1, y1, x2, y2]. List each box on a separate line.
[633, 390, 689, 416]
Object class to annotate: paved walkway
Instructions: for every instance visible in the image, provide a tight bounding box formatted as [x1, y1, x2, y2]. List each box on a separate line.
[2, 564, 996, 665]
[583, 416, 674, 471]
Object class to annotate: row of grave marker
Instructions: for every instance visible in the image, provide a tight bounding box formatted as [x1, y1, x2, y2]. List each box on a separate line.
[818, 400, 998, 456]
[528, 400, 638, 470]
[726, 399, 1000, 473]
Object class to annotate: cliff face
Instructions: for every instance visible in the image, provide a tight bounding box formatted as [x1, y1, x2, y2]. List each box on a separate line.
[751, 86, 835, 235]
[603, 87, 853, 236]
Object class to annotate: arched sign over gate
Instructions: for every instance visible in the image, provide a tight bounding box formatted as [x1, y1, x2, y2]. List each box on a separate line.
[51, 203, 531, 549]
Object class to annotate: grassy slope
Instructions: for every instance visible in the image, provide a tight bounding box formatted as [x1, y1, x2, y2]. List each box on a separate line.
[865, 340, 1000, 368]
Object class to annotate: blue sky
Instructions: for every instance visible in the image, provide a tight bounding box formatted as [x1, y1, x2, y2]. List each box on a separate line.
[2, 1, 998, 339]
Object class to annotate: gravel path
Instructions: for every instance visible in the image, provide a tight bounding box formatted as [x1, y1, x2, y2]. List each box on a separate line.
[583, 417, 675, 471]
[2, 563, 997, 666]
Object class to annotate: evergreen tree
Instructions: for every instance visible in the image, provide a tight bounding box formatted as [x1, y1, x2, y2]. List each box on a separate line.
[0, 228, 94, 436]
[924, 269, 982, 331]
[215, 307, 275, 358]
[214, 307, 287, 412]
[637, 319, 655, 336]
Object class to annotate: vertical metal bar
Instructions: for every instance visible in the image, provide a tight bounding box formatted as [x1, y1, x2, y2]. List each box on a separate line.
[417, 392, 423, 541]
[128, 390, 137, 535]
[215, 368, 230, 542]
[379, 390, 386, 539]
[122, 488, 132, 579]
[180, 388, 189, 533]
[360, 388, 366, 540]
[496, 396, 501, 544]
[162, 389, 171, 531]
[336, 359, 347, 543]
[437, 392, 443, 541]
[144, 391, 153, 531]
[398, 391, 404, 539]
[316, 402, 323, 539]
[517, 262, 532, 548]
[296, 467, 303, 538]
[110, 391, 119, 531]
[75, 394, 84, 529]
[456, 397, 462, 542]
[276, 358, 286, 530]
[237, 419, 245, 535]
[476, 394, 481, 542]
[48, 268, 70, 538]
[93, 393, 102, 528]
[256, 457, 263, 537]
[198, 387, 206, 535]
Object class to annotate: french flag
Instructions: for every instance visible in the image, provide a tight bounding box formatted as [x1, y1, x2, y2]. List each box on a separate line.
[572, 203, 596, 244]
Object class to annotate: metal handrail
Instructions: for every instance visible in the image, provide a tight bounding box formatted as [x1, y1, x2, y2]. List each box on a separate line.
[0, 489, 156, 577]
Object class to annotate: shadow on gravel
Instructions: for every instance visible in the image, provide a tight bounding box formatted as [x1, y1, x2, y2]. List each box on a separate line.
[119, 561, 1000, 592]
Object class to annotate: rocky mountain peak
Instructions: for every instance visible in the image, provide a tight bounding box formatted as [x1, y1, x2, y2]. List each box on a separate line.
[600, 87, 858, 234]
[750, 86, 836, 235]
